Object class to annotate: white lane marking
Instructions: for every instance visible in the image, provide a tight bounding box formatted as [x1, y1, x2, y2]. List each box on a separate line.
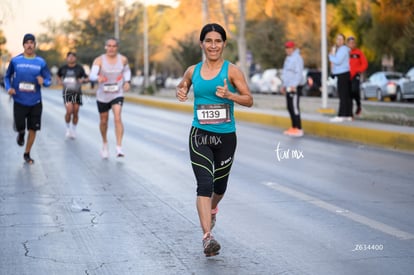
[264, 181, 414, 240]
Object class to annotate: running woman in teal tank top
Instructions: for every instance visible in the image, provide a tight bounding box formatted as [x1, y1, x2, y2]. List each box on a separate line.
[176, 23, 253, 257]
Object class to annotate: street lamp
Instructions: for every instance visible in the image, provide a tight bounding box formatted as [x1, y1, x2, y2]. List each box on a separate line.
[319, 0, 334, 113]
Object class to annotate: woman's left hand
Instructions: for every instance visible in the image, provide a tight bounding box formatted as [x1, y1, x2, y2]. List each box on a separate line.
[216, 79, 230, 99]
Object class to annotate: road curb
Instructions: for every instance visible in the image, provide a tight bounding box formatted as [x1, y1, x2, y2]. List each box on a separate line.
[122, 93, 414, 152]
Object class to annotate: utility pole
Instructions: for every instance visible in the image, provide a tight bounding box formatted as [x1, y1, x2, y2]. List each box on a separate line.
[143, 2, 150, 89]
[202, 0, 208, 61]
[319, 0, 334, 113]
[114, 0, 120, 40]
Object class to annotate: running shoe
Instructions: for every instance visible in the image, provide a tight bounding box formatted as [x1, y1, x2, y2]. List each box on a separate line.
[101, 144, 109, 159]
[202, 232, 220, 257]
[70, 128, 76, 139]
[116, 147, 124, 157]
[283, 127, 295, 135]
[289, 128, 304, 137]
[23, 152, 34, 164]
[329, 116, 345, 123]
[17, 132, 25, 146]
[211, 207, 218, 230]
[65, 129, 71, 139]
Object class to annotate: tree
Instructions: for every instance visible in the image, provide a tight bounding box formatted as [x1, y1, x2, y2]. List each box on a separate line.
[170, 32, 202, 71]
[25, 0, 414, 78]
[365, 0, 414, 71]
[246, 18, 286, 69]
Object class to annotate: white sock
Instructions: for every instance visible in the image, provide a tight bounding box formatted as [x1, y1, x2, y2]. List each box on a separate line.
[66, 123, 70, 129]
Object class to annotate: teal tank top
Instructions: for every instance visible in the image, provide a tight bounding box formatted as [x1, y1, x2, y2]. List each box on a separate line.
[191, 60, 236, 133]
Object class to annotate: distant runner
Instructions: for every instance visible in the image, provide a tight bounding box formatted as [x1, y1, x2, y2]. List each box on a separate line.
[57, 51, 88, 139]
[89, 37, 131, 158]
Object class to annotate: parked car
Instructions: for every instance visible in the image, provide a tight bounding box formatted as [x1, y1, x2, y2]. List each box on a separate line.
[131, 75, 144, 88]
[249, 68, 282, 94]
[164, 76, 182, 89]
[396, 67, 414, 101]
[361, 71, 404, 101]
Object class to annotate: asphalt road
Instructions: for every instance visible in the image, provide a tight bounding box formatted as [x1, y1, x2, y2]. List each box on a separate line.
[1, 89, 413, 275]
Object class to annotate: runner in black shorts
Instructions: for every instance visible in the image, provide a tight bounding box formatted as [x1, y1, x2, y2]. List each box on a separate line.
[57, 51, 88, 139]
[176, 24, 253, 257]
[4, 33, 52, 164]
[89, 37, 131, 158]
[189, 127, 237, 197]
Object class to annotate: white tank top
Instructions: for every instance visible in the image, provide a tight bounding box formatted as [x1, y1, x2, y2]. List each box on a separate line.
[96, 54, 125, 103]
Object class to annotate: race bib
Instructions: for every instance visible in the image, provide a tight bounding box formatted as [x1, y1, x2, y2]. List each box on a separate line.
[19, 82, 35, 92]
[196, 104, 230, 124]
[63, 77, 77, 84]
[103, 83, 119, 93]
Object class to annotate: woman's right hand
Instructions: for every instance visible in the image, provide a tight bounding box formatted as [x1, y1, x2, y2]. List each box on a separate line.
[176, 81, 189, 102]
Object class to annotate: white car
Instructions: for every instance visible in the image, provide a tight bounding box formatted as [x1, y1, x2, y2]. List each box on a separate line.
[361, 71, 403, 101]
[249, 68, 282, 94]
[396, 67, 414, 101]
[164, 77, 182, 89]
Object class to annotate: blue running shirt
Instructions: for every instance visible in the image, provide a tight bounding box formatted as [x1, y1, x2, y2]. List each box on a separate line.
[4, 54, 52, 106]
[191, 60, 236, 133]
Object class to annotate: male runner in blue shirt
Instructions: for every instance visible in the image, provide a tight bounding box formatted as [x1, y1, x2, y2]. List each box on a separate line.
[4, 33, 52, 164]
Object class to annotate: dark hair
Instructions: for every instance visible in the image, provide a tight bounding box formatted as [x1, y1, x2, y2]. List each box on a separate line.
[199, 23, 227, 42]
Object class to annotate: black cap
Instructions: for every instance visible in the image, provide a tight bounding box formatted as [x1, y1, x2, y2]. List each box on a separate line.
[23, 33, 36, 44]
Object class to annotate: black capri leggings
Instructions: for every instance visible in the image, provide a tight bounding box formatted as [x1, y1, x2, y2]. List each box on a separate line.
[189, 126, 237, 197]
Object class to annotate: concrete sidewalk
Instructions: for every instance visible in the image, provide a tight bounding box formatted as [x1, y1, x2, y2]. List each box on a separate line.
[121, 90, 414, 152]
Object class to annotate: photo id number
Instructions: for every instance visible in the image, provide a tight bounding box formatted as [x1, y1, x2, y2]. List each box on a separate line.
[352, 244, 384, 251]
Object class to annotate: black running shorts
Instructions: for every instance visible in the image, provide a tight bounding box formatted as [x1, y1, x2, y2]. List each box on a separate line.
[189, 126, 237, 197]
[13, 102, 42, 132]
[96, 97, 124, 113]
[63, 91, 82, 105]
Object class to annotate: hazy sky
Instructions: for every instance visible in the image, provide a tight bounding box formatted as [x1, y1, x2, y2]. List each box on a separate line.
[2, 0, 177, 55]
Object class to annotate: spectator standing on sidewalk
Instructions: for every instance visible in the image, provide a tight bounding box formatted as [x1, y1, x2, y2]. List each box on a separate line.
[4, 33, 52, 164]
[329, 34, 352, 122]
[281, 41, 304, 137]
[347, 36, 368, 116]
